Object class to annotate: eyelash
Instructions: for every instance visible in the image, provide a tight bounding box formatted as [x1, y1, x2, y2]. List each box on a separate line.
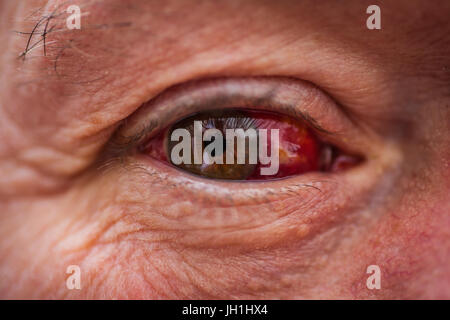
[103, 77, 365, 185]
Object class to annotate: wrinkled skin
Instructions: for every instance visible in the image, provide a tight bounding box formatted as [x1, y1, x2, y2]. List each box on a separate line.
[0, 0, 449, 299]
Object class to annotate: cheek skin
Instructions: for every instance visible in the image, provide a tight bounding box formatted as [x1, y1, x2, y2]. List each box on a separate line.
[0, 144, 394, 299]
[2, 104, 442, 300]
[0, 143, 448, 300]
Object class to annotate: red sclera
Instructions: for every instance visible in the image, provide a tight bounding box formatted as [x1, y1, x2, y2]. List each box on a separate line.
[244, 110, 320, 180]
[142, 109, 322, 180]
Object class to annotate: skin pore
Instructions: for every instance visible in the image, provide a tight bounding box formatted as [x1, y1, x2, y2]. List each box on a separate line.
[0, 0, 449, 299]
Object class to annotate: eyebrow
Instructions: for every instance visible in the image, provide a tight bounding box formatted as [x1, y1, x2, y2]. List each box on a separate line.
[16, 0, 450, 88]
[12, 0, 450, 136]
[15, 0, 133, 79]
[17, 0, 97, 59]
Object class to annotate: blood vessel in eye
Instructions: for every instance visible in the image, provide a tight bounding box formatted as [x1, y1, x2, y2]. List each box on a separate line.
[142, 109, 321, 181]
[245, 110, 320, 180]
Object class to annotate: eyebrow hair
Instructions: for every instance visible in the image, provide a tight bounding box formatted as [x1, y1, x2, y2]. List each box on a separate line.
[7, 1, 142, 96]
[17, 0, 86, 60]
[14, 0, 133, 72]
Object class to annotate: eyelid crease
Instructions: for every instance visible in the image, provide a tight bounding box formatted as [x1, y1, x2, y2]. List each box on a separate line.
[112, 105, 331, 158]
[102, 76, 382, 172]
[109, 76, 350, 155]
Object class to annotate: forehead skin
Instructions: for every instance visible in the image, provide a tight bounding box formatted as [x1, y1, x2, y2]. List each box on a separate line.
[0, 0, 449, 299]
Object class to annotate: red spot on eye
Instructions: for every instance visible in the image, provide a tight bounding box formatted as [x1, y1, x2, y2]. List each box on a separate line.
[245, 111, 320, 180]
[144, 130, 167, 162]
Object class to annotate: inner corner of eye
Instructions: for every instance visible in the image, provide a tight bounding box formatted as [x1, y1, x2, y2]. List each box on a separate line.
[139, 108, 361, 181]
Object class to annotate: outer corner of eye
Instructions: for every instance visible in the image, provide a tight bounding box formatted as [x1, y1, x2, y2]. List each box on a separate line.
[138, 107, 362, 182]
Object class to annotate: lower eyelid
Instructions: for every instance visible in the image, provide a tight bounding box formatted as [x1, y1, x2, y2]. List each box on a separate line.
[102, 147, 395, 248]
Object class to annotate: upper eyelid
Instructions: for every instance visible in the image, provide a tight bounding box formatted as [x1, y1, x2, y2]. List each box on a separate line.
[110, 76, 349, 154]
[117, 97, 332, 153]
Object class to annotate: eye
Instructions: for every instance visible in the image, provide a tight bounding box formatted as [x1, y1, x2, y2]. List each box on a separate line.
[110, 77, 364, 184]
[106, 77, 382, 232]
[140, 108, 359, 181]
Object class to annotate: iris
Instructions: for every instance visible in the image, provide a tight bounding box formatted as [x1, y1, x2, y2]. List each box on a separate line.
[143, 108, 323, 180]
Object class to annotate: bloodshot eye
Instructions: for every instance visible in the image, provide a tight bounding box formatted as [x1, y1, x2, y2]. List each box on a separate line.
[140, 108, 360, 181]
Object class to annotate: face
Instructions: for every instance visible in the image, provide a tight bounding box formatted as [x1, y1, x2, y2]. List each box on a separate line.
[0, 0, 449, 299]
